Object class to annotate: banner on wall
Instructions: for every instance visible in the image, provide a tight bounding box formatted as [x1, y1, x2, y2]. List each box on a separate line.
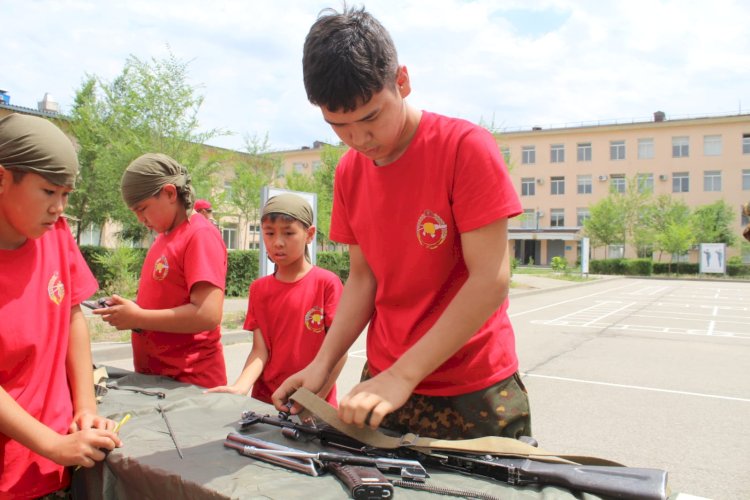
[699, 243, 726, 274]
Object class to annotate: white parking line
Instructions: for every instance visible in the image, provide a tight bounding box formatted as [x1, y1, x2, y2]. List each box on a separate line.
[509, 282, 640, 318]
[524, 373, 750, 403]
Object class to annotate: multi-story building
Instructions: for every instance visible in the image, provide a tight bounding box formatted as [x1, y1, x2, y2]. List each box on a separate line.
[6, 89, 749, 264]
[497, 111, 750, 265]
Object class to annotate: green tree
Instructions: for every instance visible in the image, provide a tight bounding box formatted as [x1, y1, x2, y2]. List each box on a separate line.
[656, 221, 695, 272]
[67, 52, 226, 244]
[312, 144, 345, 249]
[691, 200, 737, 246]
[583, 197, 625, 258]
[614, 176, 654, 257]
[650, 195, 692, 260]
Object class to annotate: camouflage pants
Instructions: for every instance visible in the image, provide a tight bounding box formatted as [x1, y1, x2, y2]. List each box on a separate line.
[362, 366, 532, 440]
[35, 488, 71, 500]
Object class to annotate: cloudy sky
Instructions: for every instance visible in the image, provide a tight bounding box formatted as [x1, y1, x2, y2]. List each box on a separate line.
[3, 0, 749, 152]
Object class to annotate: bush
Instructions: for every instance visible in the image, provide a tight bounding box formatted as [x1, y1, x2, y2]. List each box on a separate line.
[317, 251, 350, 282]
[590, 258, 625, 275]
[652, 262, 699, 275]
[82, 245, 353, 298]
[80, 245, 146, 297]
[623, 258, 652, 276]
[226, 250, 259, 297]
[550, 256, 567, 272]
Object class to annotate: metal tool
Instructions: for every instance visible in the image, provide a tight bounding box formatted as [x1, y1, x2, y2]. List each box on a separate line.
[157, 404, 184, 459]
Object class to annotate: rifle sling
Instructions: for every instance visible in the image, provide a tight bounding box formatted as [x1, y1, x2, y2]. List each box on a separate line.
[290, 388, 622, 467]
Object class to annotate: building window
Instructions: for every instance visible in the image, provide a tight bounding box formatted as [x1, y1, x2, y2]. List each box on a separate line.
[672, 136, 689, 158]
[79, 224, 102, 246]
[610, 140, 626, 160]
[550, 144, 565, 163]
[608, 244, 625, 258]
[743, 169, 750, 190]
[550, 209, 565, 227]
[500, 146, 511, 164]
[637, 173, 654, 193]
[293, 162, 305, 173]
[521, 177, 535, 196]
[312, 161, 322, 172]
[550, 176, 565, 195]
[638, 138, 654, 159]
[520, 208, 536, 229]
[222, 224, 238, 250]
[703, 135, 722, 156]
[223, 181, 233, 201]
[577, 175, 592, 194]
[577, 142, 592, 162]
[673, 172, 689, 193]
[743, 134, 750, 154]
[704, 170, 722, 192]
[610, 174, 626, 193]
[522, 146, 536, 165]
[576, 208, 590, 226]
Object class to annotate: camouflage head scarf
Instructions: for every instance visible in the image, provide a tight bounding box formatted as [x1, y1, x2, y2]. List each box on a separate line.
[262, 193, 314, 227]
[120, 153, 194, 208]
[0, 113, 79, 187]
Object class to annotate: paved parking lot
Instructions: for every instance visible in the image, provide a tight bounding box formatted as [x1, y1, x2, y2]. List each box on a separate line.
[509, 277, 750, 499]
[94, 276, 749, 499]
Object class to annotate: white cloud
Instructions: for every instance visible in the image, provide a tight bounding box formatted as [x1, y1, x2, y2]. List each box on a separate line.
[2, 0, 749, 151]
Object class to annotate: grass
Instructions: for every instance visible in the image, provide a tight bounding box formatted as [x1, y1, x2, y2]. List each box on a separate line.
[513, 266, 595, 282]
[87, 310, 248, 343]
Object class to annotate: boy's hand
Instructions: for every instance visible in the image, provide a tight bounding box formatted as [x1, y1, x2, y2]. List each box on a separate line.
[271, 362, 330, 414]
[339, 370, 416, 429]
[46, 429, 121, 468]
[94, 294, 142, 330]
[69, 409, 118, 433]
[204, 384, 249, 396]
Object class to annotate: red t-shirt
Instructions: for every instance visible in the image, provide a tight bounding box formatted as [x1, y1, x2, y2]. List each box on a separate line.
[244, 266, 343, 405]
[330, 111, 522, 396]
[133, 213, 228, 388]
[0, 218, 98, 498]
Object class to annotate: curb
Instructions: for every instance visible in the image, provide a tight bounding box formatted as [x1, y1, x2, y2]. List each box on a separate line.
[509, 274, 622, 298]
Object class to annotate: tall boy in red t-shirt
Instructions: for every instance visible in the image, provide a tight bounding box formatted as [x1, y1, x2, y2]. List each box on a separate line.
[274, 6, 531, 440]
[0, 114, 122, 498]
[207, 194, 345, 405]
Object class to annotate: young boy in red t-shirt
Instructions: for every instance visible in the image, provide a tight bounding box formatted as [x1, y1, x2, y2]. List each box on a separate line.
[273, 7, 531, 440]
[0, 114, 122, 498]
[207, 194, 345, 405]
[95, 153, 228, 388]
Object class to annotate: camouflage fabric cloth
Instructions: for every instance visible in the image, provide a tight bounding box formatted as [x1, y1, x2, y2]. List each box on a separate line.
[361, 366, 532, 440]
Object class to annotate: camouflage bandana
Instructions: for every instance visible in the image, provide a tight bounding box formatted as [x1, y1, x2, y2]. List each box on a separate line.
[120, 153, 194, 208]
[262, 193, 314, 227]
[0, 113, 79, 187]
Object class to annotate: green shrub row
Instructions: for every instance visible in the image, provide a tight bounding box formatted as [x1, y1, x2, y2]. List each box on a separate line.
[590, 258, 653, 275]
[80, 246, 350, 298]
[592, 258, 750, 277]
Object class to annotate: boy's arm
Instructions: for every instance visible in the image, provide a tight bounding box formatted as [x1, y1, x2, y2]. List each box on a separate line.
[96, 281, 224, 333]
[66, 305, 115, 431]
[205, 329, 268, 395]
[272, 244, 375, 410]
[339, 218, 511, 428]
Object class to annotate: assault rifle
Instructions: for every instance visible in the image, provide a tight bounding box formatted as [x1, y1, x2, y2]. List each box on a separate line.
[238, 410, 668, 500]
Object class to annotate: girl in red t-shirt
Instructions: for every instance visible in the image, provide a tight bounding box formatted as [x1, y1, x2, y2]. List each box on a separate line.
[96, 153, 228, 388]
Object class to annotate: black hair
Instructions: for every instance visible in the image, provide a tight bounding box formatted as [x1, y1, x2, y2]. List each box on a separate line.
[303, 4, 399, 112]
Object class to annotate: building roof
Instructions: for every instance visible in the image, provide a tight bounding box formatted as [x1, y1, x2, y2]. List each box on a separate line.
[0, 101, 65, 120]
